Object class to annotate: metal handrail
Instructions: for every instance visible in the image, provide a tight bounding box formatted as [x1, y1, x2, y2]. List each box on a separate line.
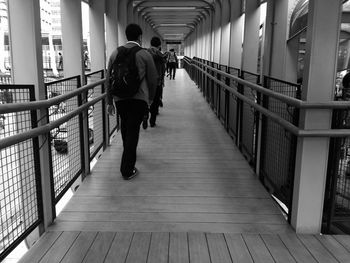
[0, 80, 106, 149]
[0, 79, 105, 114]
[191, 59, 350, 110]
[188, 59, 350, 137]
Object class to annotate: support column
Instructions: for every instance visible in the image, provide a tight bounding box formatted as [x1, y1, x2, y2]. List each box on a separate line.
[242, 0, 260, 73]
[61, 0, 84, 77]
[190, 33, 195, 58]
[291, 0, 342, 233]
[144, 21, 153, 47]
[206, 13, 213, 61]
[127, 0, 134, 25]
[8, 0, 54, 232]
[199, 20, 205, 59]
[118, 0, 128, 45]
[229, 0, 243, 69]
[61, 0, 88, 184]
[89, 0, 105, 72]
[220, 0, 231, 66]
[105, 0, 119, 60]
[8, 0, 44, 87]
[213, 1, 222, 63]
[133, 7, 140, 25]
[263, 0, 298, 80]
[196, 26, 200, 58]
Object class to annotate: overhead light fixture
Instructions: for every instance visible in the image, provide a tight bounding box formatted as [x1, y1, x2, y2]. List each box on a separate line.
[152, 7, 196, 10]
[159, 24, 187, 26]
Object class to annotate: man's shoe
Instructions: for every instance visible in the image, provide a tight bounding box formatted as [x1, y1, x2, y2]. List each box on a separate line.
[142, 115, 148, 130]
[150, 122, 156, 128]
[123, 168, 139, 180]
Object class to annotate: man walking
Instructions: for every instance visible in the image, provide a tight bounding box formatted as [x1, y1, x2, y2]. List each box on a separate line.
[106, 23, 158, 180]
[146, 36, 166, 127]
[167, 49, 178, 80]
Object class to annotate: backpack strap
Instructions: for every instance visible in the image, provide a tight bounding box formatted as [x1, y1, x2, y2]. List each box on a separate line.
[126, 45, 143, 71]
[128, 45, 143, 59]
[110, 45, 143, 80]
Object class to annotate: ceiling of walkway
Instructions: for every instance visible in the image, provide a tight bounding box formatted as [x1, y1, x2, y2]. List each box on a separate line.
[133, 0, 215, 41]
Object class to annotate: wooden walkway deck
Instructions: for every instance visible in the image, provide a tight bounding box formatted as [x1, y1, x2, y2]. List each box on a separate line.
[19, 70, 350, 262]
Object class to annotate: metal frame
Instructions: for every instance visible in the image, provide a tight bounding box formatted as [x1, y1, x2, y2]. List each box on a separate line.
[183, 57, 350, 228]
[188, 59, 350, 137]
[0, 85, 43, 261]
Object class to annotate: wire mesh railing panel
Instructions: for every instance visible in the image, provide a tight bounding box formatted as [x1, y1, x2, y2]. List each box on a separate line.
[219, 65, 227, 123]
[227, 67, 240, 141]
[0, 85, 42, 261]
[324, 109, 350, 233]
[240, 71, 260, 166]
[86, 71, 105, 160]
[211, 63, 219, 111]
[45, 77, 82, 202]
[0, 74, 11, 84]
[44, 70, 64, 83]
[109, 113, 118, 137]
[199, 60, 204, 92]
[210, 62, 216, 106]
[260, 77, 300, 215]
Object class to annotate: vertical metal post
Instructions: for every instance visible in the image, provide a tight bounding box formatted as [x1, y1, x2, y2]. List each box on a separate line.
[237, 70, 244, 150]
[101, 71, 109, 149]
[225, 67, 230, 132]
[255, 76, 263, 175]
[78, 77, 90, 179]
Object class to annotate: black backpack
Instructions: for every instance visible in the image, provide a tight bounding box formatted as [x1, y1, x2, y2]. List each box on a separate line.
[109, 45, 142, 98]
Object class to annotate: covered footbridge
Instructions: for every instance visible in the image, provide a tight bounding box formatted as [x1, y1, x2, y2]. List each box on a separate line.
[1, 0, 350, 262]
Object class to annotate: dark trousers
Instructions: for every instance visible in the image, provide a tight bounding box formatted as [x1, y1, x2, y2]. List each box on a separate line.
[116, 99, 147, 176]
[149, 85, 162, 125]
[168, 62, 177, 79]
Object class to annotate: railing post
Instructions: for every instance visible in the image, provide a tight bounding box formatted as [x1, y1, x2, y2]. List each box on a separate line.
[225, 67, 230, 132]
[102, 71, 109, 149]
[210, 62, 215, 109]
[259, 76, 269, 183]
[237, 71, 244, 150]
[37, 93, 56, 233]
[254, 77, 264, 175]
[216, 64, 221, 118]
[78, 77, 91, 179]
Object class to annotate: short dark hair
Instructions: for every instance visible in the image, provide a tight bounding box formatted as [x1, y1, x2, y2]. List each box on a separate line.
[150, 37, 161, 47]
[125, 23, 142, 41]
[343, 72, 350, 89]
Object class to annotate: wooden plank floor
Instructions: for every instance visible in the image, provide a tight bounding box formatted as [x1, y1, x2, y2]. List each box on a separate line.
[20, 231, 350, 263]
[19, 70, 350, 262]
[51, 69, 291, 234]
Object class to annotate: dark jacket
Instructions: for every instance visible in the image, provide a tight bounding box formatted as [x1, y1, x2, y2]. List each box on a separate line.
[148, 47, 166, 86]
[106, 42, 158, 105]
